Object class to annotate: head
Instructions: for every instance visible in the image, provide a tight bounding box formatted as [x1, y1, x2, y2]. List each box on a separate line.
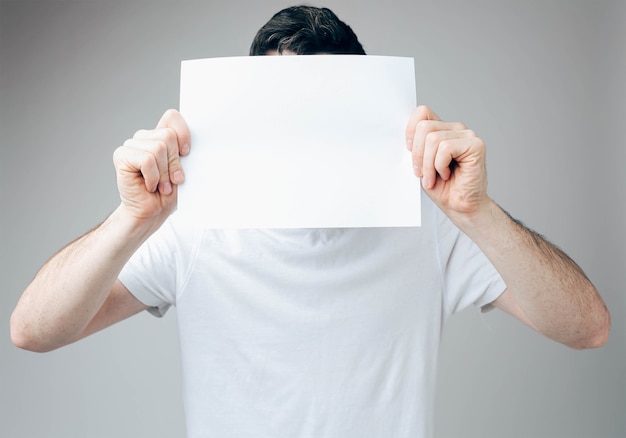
[249, 6, 366, 56]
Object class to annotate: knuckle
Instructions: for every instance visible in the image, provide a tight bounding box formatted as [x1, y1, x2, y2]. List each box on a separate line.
[424, 130, 440, 145]
[415, 119, 430, 131]
[161, 127, 178, 145]
[476, 139, 486, 152]
[153, 139, 168, 157]
[438, 139, 451, 153]
[415, 105, 430, 118]
[156, 128, 180, 158]
[139, 151, 155, 169]
[112, 146, 124, 163]
[163, 108, 178, 119]
[133, 129, 147, 139]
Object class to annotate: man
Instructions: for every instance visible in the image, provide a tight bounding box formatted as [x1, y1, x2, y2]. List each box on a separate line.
[10, 5, 609, 438]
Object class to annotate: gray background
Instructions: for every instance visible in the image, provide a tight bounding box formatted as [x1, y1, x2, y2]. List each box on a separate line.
[1, 0, 624, 437]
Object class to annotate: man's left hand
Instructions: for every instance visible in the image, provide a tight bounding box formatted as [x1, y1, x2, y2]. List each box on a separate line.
[405, 105, 490, 223]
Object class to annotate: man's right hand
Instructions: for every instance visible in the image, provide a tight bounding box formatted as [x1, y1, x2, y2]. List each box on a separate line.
[11, 109, 191, 352]
[113, 109, 191, 228]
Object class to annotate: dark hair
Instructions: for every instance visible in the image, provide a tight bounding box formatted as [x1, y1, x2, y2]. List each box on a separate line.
[249, 6, 366, 56]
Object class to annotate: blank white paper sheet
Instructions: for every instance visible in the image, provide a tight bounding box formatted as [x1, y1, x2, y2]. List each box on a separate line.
[178, 55, 419, 228]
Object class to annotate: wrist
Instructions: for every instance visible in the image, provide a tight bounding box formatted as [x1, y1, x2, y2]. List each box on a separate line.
[446, 197, 504, 241]
[107, 205, 164, 247]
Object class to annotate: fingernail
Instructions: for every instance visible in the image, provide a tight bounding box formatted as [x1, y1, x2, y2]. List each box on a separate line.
[161, 181, 172, 195]
[413, 164, 421, 177]
[422, 175, 430, 189]
[406, 139, 413, 151]
[173, 170, 184, 184]
[182, 143, 190, 155]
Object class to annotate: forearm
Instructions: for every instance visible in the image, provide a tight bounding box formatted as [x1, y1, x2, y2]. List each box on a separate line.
[406, 106, 609, 348]
[455, 199, 610, 349]
[10, 206, 154, 352]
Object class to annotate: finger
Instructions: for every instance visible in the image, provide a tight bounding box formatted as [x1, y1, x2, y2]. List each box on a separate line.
[411, 120, 465, 179]
[421, 130, 440, 189]
[156, 109, 191, 157]
[114, 145, 161, 193]
[156, 109, 191, 186]
[131, 126, 185, 186]
[405, 105, 441, 151]
[124, 136, 172, 194]
[421, 130, 477, 189]
[433, 140, 456, 182]
[122, 139, 172, 194]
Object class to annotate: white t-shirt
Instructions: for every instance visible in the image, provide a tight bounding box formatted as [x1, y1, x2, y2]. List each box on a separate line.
[119, 194, 506, 438]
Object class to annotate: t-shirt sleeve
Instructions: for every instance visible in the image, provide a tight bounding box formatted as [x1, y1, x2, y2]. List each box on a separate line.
[118, 220, 180, 317]
[435, 207, 507, 316]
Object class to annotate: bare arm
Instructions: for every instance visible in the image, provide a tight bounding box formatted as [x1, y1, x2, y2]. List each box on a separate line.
[406, 105, 610, 349]
[11, 211, 150, 352]
[11, 109, 190, 352]
[458, 200, 609, 349]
